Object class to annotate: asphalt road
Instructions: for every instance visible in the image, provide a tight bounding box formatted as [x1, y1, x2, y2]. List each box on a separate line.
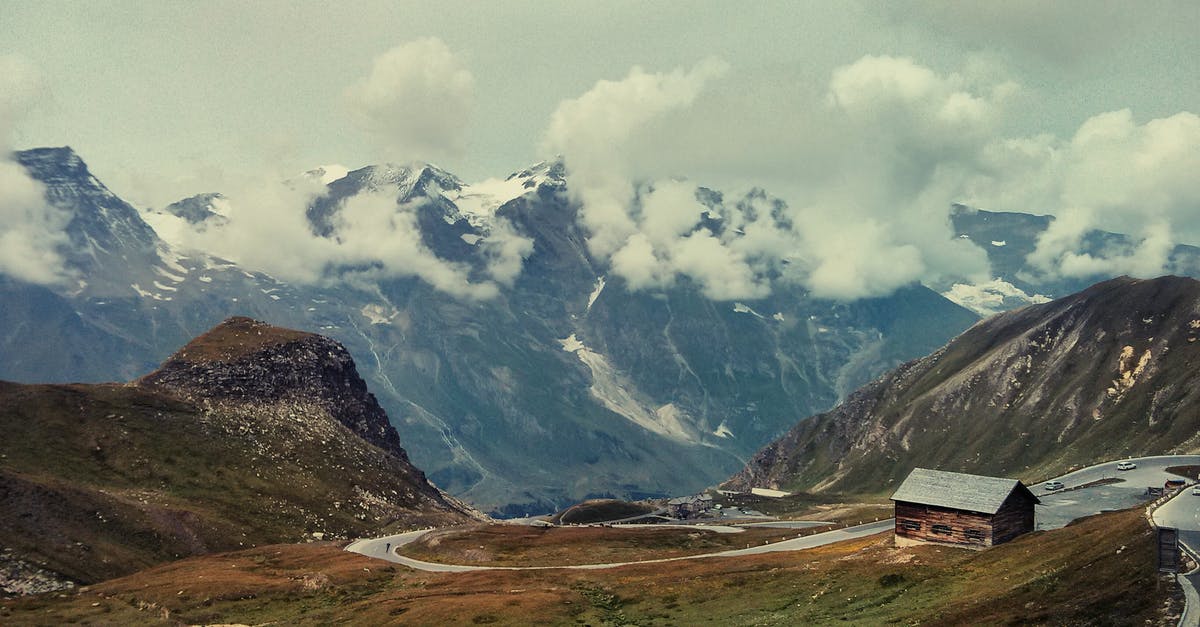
[1034, 455, 1200, 531]
[345, 519, 894, 572]
[347, 455, 1200, 575]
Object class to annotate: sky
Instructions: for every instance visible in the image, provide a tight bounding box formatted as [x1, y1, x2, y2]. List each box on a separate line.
[1, 1, 1198, 300]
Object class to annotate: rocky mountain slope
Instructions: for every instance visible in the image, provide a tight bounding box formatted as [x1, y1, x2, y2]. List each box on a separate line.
[726, 275, 1200, 494]
[0, 146, 981, 514]
[0, 317, 480, 594]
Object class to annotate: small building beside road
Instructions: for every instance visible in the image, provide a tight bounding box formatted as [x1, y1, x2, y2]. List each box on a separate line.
[668, 494, 713, 518]
[891, 468, 1039, 548]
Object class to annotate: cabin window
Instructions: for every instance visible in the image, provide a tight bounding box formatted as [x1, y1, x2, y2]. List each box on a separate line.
[900, 519, 921, 531]
[931, 524, 952, 535]
[964, 529, 985, 542]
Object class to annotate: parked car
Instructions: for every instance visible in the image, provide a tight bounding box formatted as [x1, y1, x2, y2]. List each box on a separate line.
[1192, 486, 1200, 496]
[1044, 480, 1064, 491]
[1116, 461, 1137, 471]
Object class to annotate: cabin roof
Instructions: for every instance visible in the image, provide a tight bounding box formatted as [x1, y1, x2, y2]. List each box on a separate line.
[890, 468, 1040, 515]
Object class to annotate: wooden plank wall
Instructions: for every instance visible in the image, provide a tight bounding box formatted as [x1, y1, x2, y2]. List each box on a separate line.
[991, 494, 1036, 545]
[895, 502, 992, 546]
[895, 497, 1035, 547]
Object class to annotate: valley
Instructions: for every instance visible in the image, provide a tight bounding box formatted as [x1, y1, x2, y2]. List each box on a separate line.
[2, 9, 1197, 621]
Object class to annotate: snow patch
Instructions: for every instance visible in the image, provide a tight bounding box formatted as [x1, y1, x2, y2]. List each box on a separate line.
[198, 276, 212, 283]
[157, 247, 190, 276]
[460, 233, 482, 245]
[772, 312, 784, 322]
[153, 266, 186, 282]
[315, 164, 349, 185]
[361, 303, 399, 325]
[559, 334, 699, 444]
[941, 278, 1052, 317]
[444, 175, 532, 227]
[559, 334, 585, 353]
[990, 240, 1007, 247]
[587, 276, 606, 311]
[732, 302, 764, 318]
[131, 283, 170, 301]
[713, 421, 734, 438]
[152, 281, 178, 292]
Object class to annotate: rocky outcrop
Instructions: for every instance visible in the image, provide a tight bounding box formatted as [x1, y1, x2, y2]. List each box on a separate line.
[139, 316, 406, 460]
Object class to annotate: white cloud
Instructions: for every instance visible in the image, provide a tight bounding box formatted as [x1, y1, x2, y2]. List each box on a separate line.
[541, 59, 776, 300]
[157, 172, 524, 300]
[344, 38, 474, 161]
[800, 217, 927, 301]
[541, 58, 729, 260]
[478, 218, 534, 286]
[540, 54, 1007, 301]
[0, 55, 72, 286]
[0, 160, 72, 285]
[965, 109, 1200, 281]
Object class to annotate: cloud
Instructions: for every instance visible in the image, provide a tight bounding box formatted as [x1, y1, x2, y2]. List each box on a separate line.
[540, 54, 1009, 301]
[607, 180, 769, 300]
[0, 55, 72, 286]
[344, 38, 474, 161]
[0, 160, 72, 285]
[541, 58, 729, 259]
[477, 218, 534, 286]
[541, 59, 777, 300]
[965, 109, 1200, 280]
[155, 172, 525, 300]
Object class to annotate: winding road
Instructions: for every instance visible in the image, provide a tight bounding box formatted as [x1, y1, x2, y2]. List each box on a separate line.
[1035, 455, 1200, 530]
[345, 520, 893, 572]
[347, 455, 1200, 579]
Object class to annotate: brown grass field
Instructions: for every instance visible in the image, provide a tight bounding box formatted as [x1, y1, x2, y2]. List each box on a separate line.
[0, 506, 1180, 625]
[399, 523, 836, 567]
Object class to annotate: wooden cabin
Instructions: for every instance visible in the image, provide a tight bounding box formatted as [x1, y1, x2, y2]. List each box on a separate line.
[890, 468, 1039, 548]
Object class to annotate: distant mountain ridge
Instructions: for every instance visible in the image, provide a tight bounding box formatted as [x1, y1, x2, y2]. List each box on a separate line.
[725, 275, 1200, 495]
[0, 317, 480, 594]
[0, 146, 978, 513]
[943, 205, 1200, 315]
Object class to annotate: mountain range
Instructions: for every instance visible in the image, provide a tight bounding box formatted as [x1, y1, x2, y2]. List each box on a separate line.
[0, 146, 985, 514]
[725, 275, 1200, 495]
[4, 146, 1199, 515]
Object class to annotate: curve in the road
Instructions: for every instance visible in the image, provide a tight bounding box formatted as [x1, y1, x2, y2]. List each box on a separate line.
[346, 519, 894, 573]
[1037, 455, 1200, 490]
[347, 455, 1200, 575]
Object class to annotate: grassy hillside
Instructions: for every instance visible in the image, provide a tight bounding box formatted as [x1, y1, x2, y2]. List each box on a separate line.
[0, 507, 1177, 625]
[729, 276, 1200, 495]
[0, 316, 485, 590]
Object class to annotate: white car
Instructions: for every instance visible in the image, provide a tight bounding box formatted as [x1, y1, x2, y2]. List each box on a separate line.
[1044, 480, 1064, 491]
[1192, 486, 1200, 496]
[1116, 461, 1137, 471]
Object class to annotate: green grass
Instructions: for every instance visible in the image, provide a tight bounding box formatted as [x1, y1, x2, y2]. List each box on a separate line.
[550, 499, 656, 524]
